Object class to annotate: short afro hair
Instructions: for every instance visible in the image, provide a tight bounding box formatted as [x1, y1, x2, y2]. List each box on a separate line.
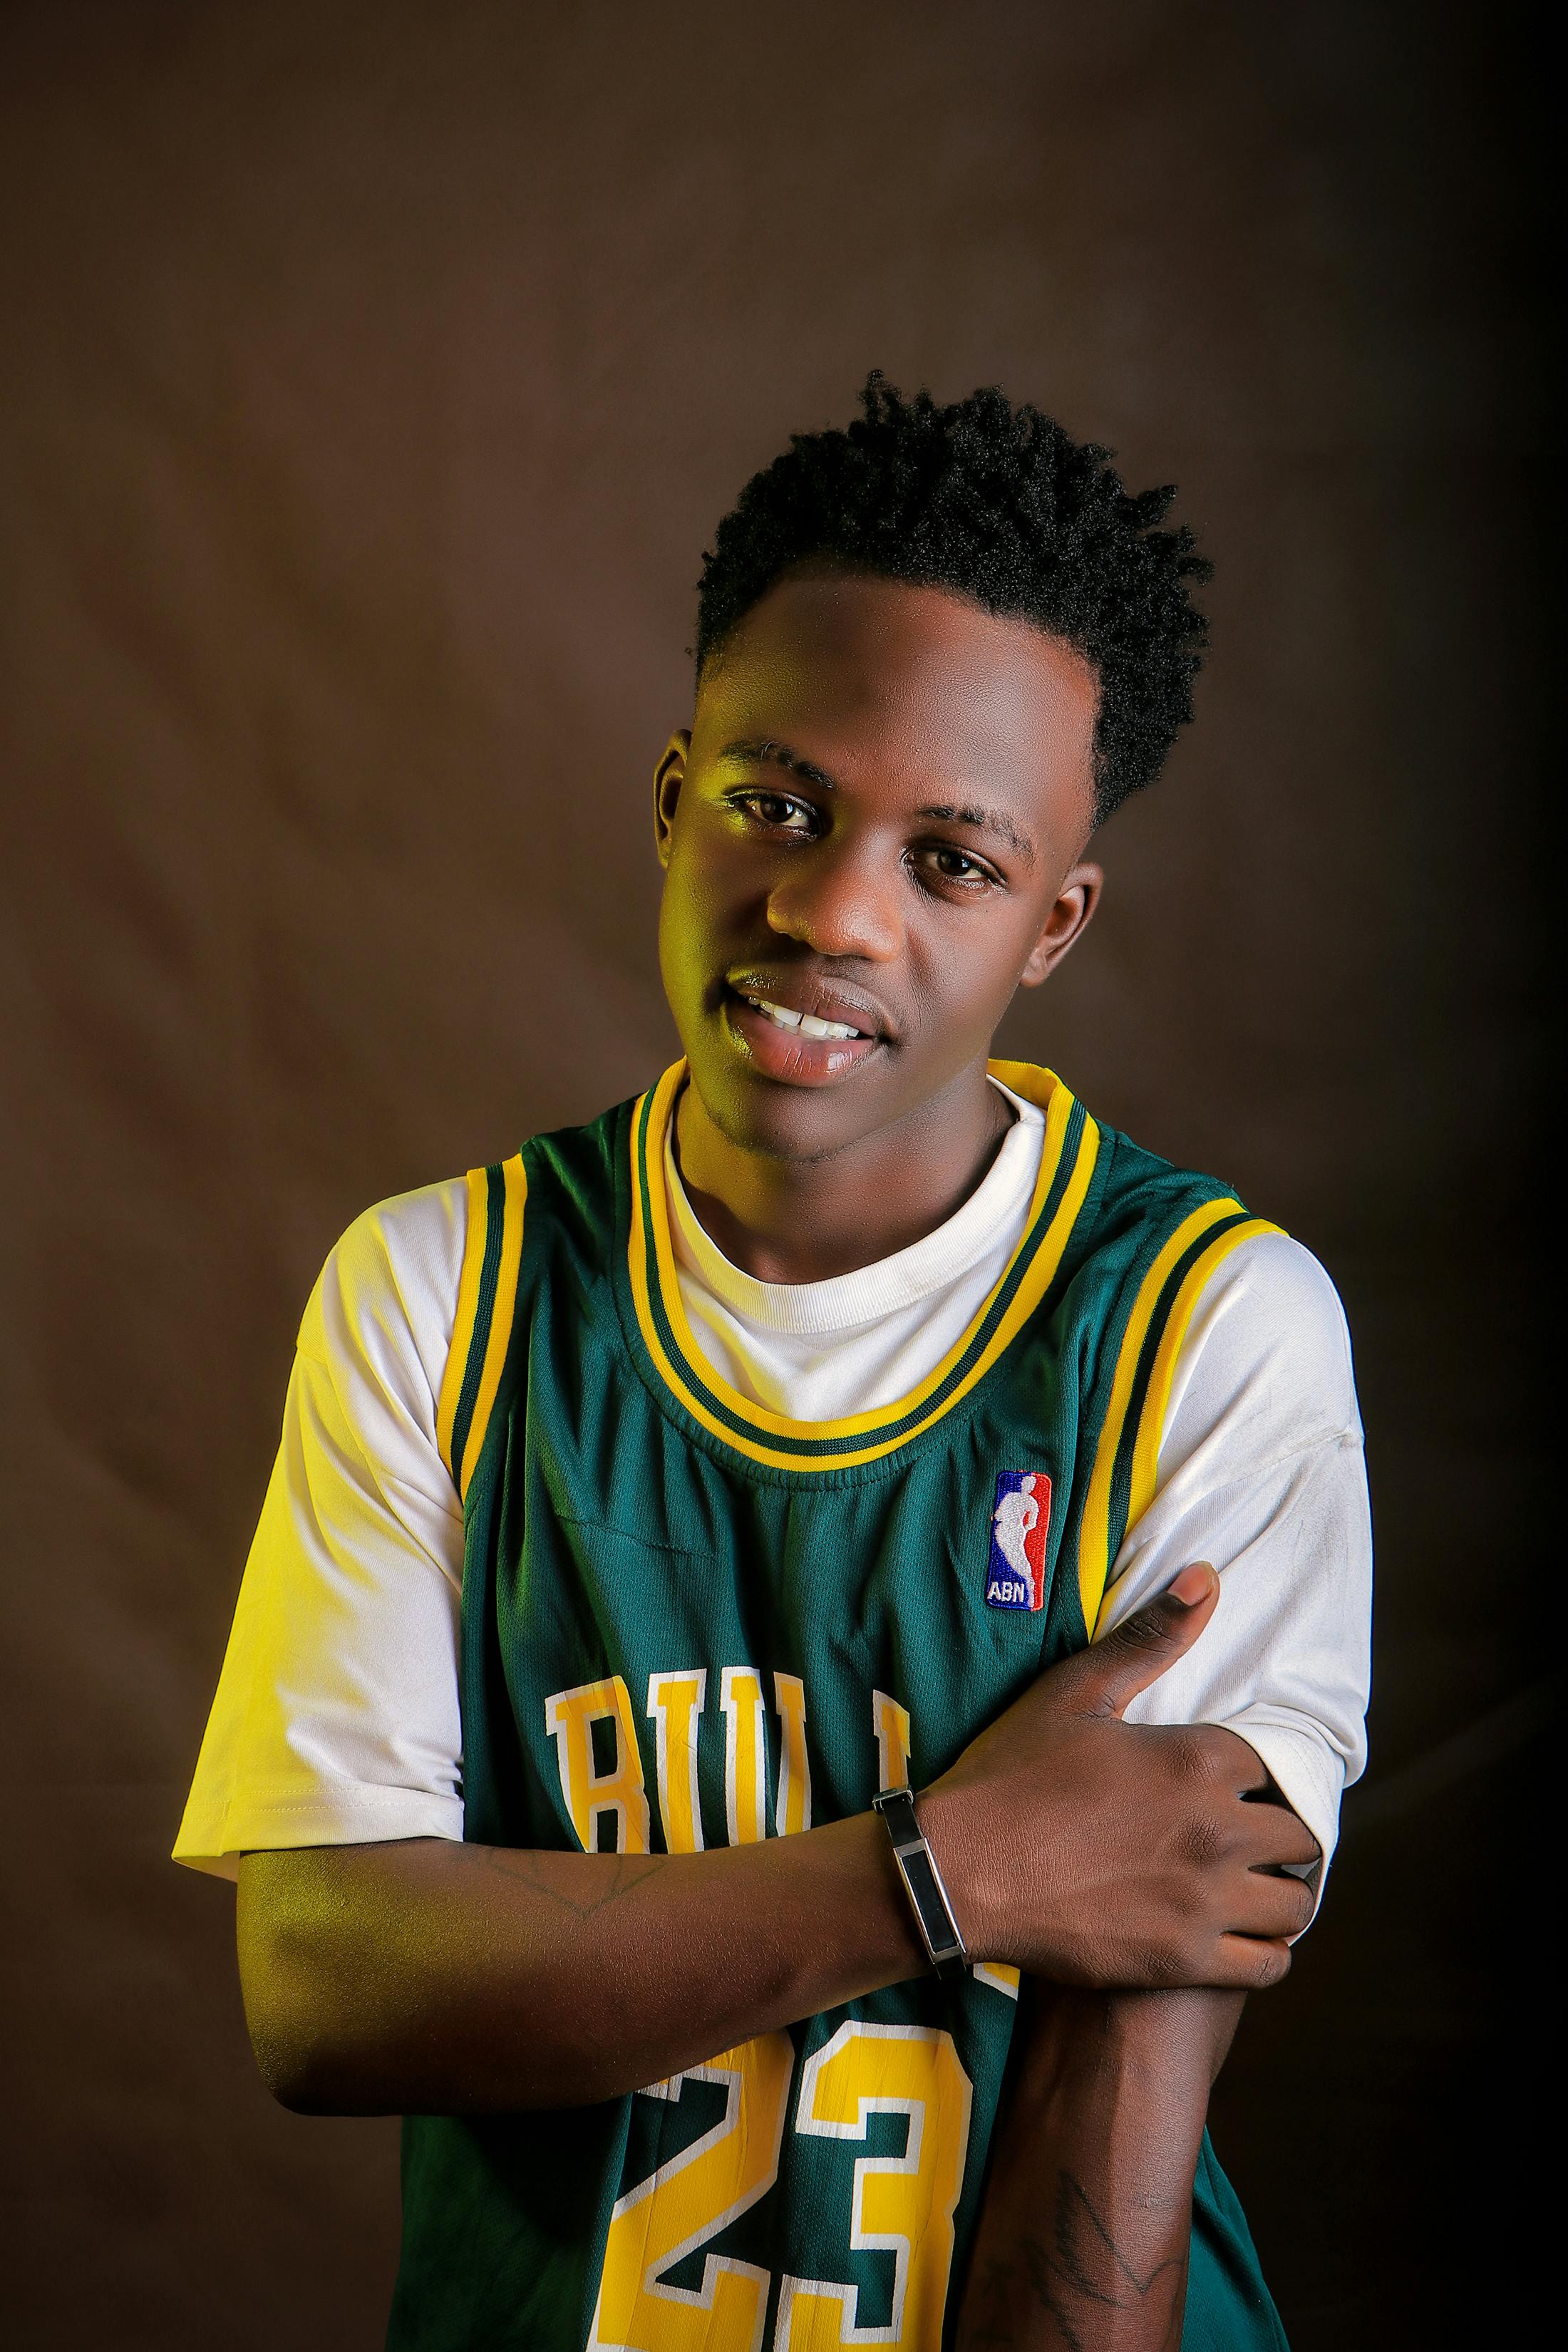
[695, 373, 1212, 824]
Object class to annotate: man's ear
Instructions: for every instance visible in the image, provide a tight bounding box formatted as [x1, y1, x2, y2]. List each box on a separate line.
[1018, 860, 1103, 987]
[653, 731, 691, 868]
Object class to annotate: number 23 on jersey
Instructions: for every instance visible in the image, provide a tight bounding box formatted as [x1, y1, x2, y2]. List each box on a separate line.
[589, 2022, 973, 2352]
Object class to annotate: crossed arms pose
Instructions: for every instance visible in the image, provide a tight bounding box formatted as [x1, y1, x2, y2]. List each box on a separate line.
[240, 1572, 1316, 2349]
[240, 1569, 1314, 2111]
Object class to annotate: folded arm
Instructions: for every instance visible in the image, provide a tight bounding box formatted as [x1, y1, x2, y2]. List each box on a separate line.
[949, 1758, 1310, 2352]
[239, 1817, 924, 2113]
[958, 1986, 1244, 2352]
[237, 1574, 1314, 2113]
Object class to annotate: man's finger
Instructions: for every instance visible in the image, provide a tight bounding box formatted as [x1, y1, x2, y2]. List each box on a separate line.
[1225, 1870, 1318, 1943]
[1234, 1807, 1322, 1872]
[1209, 1934, 1294, 1993]
[1056, 1562, 1220, 1720]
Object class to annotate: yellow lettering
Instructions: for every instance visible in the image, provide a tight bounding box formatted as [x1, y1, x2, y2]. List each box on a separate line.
[544, 1676, 651, 1854]
[588, 2033, 794, 2351]
[971, 1961, 1021, 1999]
[775, 2024, 973, 2351]
[646, 1670, 707, 1855]
[721, 1666, 768, 1846]
[871, 1689, 912, 1794]
[773, 1672, 812, 1837]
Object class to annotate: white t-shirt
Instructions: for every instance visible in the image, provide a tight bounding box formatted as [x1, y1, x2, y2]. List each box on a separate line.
[175, 1082, 1371, 1890]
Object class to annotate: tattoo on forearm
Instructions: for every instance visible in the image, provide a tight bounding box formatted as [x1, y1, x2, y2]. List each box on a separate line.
[964, 2170, 1186, 2350]
[1046, 2172, 1184, 2311]
[480, 1844, 666, 1920]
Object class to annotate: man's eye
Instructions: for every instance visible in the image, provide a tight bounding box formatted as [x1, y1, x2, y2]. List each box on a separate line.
[916, 845, 994, 888]
[733, 792, 816, 832]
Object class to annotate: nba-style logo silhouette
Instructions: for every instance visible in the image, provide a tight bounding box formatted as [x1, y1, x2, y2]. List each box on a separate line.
[985, 1470, 1052, 1611]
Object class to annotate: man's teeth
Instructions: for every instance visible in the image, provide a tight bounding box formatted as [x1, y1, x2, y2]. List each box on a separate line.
[746, 995, 862, 1041]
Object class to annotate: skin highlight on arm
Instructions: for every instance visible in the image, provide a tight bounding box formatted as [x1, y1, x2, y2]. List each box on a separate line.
[238, 1813, 923, 2114]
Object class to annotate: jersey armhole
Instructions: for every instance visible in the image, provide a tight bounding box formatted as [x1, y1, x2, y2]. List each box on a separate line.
[1076, 1202, 1285, 1639]
[434, 1155, 528, 1501]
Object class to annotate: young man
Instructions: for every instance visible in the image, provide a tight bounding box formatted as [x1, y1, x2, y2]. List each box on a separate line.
[176, 378, 1371, 2350]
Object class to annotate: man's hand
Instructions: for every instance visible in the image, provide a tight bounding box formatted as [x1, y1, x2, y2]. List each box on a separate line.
[921, 1562, 1319, 1989]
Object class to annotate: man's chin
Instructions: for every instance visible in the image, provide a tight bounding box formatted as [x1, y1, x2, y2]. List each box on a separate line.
[681, 1038, 896, 1167]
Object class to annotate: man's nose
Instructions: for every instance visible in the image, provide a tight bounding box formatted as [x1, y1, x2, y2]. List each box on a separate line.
[764, 840, 904, 962]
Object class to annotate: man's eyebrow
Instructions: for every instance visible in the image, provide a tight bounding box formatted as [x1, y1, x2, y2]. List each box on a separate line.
[716, 738, 837, 790]
[919, 803, 1037, 863]
[716, 747, 1035, 861]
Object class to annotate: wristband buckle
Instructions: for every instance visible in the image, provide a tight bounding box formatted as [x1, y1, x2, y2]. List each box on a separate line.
[872, 1787, 969, 1984]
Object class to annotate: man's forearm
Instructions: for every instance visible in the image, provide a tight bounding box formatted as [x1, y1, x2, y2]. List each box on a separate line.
[237, 1824, 924, 2113]
[957, 1986, 1244, 2352]
[236, 1584, 1311, 2120]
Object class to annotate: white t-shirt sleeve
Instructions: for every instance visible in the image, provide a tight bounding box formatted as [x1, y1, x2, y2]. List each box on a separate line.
[172, 1181, 471, 1878]
[1104, 1230, 1372, 1884]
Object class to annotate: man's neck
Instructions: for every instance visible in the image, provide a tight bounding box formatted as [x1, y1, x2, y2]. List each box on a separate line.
[671, 1061, 1015, 1285]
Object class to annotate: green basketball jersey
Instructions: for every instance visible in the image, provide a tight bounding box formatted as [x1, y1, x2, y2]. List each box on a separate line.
[388, 1061, 1289, 2352]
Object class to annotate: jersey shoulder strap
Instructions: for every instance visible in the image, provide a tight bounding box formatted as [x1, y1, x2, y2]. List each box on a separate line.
[435, 1156, 528, 1501]
[1067, 1122, 1285, 1639]
[433, 1093, 632, 1502]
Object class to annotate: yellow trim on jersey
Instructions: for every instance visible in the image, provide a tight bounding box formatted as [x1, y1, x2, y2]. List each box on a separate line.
[1076, 1195, 1243, 1636]
[627, 1060, 1099, 1473]
[1123, 1215, 1284, 1546]
[435, 1164, 494, 1485]
[459, 1155, 528, 1497]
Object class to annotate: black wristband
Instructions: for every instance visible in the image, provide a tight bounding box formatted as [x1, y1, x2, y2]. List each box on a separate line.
[872, 1787, 969, 1984]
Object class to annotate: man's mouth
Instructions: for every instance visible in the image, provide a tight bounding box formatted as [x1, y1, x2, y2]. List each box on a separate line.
[719, 978, 888, 1086]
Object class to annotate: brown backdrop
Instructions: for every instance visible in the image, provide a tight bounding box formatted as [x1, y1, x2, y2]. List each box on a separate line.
[0, 4, 1551, 2346]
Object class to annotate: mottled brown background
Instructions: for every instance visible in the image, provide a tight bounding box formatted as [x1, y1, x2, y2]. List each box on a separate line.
[0, 3, 1551, 2346]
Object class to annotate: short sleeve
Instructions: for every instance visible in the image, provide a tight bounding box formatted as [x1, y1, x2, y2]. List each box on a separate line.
[1102, 1231, 1372, 1890]
[172, 1180, 470, 1877]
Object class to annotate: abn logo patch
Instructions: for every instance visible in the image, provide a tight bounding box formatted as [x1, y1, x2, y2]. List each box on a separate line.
[986, 1470, 1052, 1611]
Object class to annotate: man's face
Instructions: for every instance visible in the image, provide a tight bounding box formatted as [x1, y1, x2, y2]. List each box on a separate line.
[655, 568, 1102, 1162]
